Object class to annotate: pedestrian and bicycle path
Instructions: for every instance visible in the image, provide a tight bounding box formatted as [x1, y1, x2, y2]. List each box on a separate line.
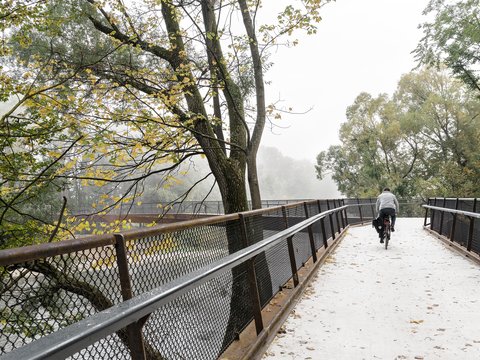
[263, 218, 480, 360]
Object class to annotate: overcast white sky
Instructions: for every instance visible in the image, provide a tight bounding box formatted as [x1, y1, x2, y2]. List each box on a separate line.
[261, 0, 430, 161]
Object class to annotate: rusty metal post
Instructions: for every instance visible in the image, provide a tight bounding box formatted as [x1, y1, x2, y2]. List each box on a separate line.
[439, 198, 446, 235]
[370, 198, 375, 219]
[338, 199, 346, 229]
[431, 198, 437, 230]
[357, 198, 364, 224]
[333, 199, 341, 233]
[303, 202, 318, 263]
[423, 199, 429, 227]
[342, 199, 349, 225]
[282, 206, 299, 287]
[467, 198, 477, 252]
[320, 217, 328, 248]
[449, 198, 459, 242]
[239, 214, 264, 335]
[326, 200, 336, 240]
[114, 234, 147, 360]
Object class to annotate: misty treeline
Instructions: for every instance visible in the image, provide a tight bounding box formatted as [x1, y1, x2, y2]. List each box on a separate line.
[69, 146, 338, 213]
[317, 0, 480, 199]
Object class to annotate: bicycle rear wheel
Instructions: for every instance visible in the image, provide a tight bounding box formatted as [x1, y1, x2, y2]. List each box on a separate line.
[385, 223, 391, 249]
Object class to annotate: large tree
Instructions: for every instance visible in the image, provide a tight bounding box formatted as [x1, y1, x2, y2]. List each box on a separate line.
[316, 68, 480, 198]
[0, 0, 326, 243]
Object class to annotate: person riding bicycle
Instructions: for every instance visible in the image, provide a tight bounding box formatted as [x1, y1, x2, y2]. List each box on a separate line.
[376, 187, 399, 243]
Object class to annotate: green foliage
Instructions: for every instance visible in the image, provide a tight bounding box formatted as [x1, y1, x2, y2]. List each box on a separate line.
[1, 0, 329, 247]
[415, 0, 480, 93]
[316, 68, 480, 198]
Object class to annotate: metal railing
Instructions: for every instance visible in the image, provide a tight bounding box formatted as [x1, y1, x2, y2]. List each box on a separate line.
[1, 206, 352, 360]
[0, 199, 376, 360]
[423, 197, 480, 256]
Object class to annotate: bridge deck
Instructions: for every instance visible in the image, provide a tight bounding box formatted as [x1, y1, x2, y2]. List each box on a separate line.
[262, 218, 480, 359]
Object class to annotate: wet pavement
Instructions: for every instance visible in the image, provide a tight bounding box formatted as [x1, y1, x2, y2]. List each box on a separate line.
[263, 218, 480, 360]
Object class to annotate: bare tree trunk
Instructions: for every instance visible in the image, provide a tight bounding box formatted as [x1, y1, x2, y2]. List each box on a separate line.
[238, 0, 266, 211]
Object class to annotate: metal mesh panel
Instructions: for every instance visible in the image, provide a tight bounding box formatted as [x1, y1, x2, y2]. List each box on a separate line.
[344, 199, 363, 225]
[310, 219, 324, 251]
[0, 246, 122, 356]
[428, 198, 480, 257]
[441, 212, 454, 237]
[261, 241, 291, 293]
[458, 199, 474, 212]
[453, 216, 469, 248]
[240, 209, 285, 306]
[306, 202, 320, 217]
[292, 232, 311, 269]
[143, 271, 233, 359]
[127, 221, 236, 295]
[1, 199, 351, 359]
[470, 220, 480, 256]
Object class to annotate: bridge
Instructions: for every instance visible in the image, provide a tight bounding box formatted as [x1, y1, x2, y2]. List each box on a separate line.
[0, 198, 479, 359]
[262, 218, 480, 359]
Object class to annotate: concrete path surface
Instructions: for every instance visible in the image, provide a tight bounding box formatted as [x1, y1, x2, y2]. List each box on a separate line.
[262, 218, 480, 360]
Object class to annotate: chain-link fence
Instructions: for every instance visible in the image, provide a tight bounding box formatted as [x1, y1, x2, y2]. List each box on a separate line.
[0, 199, 377, 359]
[425, 198, 480, 256]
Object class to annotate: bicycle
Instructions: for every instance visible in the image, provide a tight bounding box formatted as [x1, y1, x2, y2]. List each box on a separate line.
[382, 216, 391, 249]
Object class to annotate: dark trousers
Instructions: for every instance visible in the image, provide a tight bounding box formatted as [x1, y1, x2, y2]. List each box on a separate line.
[379, 207, 396, 237]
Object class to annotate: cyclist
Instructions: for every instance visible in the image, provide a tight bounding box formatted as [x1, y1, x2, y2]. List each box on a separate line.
[376, 187, 399, 243]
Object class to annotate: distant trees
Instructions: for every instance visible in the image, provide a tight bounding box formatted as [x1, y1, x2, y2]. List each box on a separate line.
[316, 68, 480, 198]
[317, 0, 480, 199]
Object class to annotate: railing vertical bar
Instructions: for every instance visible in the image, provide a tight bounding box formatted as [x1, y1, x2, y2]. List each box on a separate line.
[114, 234, 147, 360]
[370, 198, 375, 219]
[357, 198, 364, 224]
[449, 198, 459, 242]
[339, 200, 346, 229]
[424, 198, 430, 227]
[332, 199, 342, 234]
[342, 199, 349, 225]
[282, 206, 299, 287]
[239, 214, 264, 334]
[467, 198, 477, 252]
[304, 202, 318, 263]
[431, 198, 437, 230]
[439, 198, 446, 235]
[320, 217, 328, 249]
[333, 200, 341, 233]
[326, 200, 336, 240]
[317, 200, 322, 214]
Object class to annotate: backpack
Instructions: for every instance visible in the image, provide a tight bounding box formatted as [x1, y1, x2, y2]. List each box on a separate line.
[372, 217, 382, 233]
